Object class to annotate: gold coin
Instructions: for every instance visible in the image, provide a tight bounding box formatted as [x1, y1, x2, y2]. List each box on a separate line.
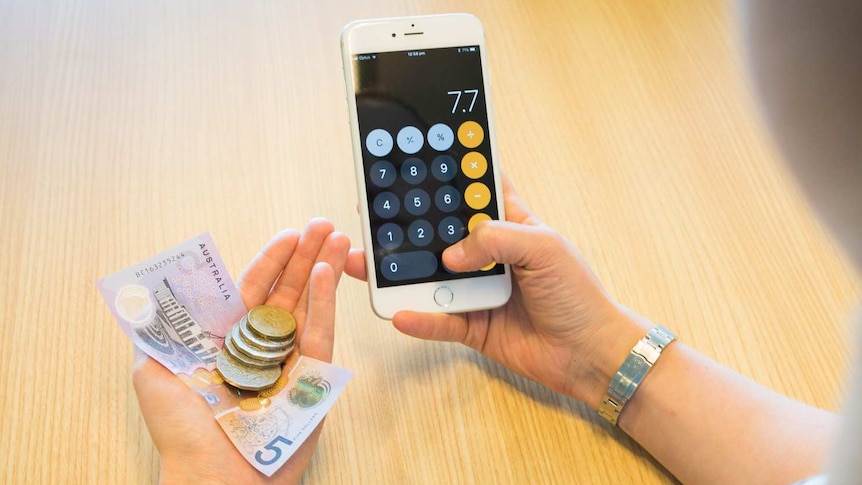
[239, 315, 295, 351]
[247, 305, 296, 341]
[257, 370, 290, 398]
[239, 397, 265, 411]
[210, 369, 225, 384]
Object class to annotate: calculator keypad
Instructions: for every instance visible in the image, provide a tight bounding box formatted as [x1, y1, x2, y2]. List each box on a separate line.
[364, 122, 501, 286]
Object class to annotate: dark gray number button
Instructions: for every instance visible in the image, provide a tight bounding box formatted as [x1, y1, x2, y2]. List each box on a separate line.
[400, 157, 427, 185]
[434, 185, 461, 213]
[407, 220, 434, 247]
[370, 160, 396, 188]
[438, 216, 466, 244]
[380, 251, 438, 281]
[404, 188, 430, 216]
[431, 155, 457, 182]
[373, 192, 400, 219]
[377, 223, 403, 249]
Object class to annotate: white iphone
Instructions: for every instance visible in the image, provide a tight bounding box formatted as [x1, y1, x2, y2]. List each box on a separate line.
[341, 14, 512, 319]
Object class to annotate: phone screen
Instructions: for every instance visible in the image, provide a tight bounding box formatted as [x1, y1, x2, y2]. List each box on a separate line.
[352, 45, 505, 288]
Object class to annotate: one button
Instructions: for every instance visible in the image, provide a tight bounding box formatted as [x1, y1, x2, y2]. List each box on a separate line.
[461, 152, 488, 179]
[427, 123, 454, 151]
[431, 155, 457, 182]
[400, 157, 427, 184]
[457, 121, 484, 149]
[366, 128, 393, 157]
[464, 182, 491, 210]
[373, 192, 400, 219]
[404, 188, 430, 216]
[380, 251, 438, 281]
[433, 286, 454, 307]
[397, 126, 424, 154]
[407, 219, 434, 247]
[438, 216, 466, 244]
[377, 222, 403, 250]
[369, 160, 396, 188]
[434, 185, 461, 213]
[468, 212, 492, 233]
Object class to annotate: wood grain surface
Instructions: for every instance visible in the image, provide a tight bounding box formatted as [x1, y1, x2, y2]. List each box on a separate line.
[1, 0, 859, 483]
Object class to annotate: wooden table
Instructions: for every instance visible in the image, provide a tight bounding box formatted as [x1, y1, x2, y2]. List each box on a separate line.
[1, 1, 859, 483]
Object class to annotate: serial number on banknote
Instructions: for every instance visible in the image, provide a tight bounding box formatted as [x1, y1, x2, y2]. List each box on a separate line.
[134, 252, 185, 278]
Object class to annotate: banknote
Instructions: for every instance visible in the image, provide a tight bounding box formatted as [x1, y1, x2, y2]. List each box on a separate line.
[97, 233, 247, 375]
[97, 234, 353, 476]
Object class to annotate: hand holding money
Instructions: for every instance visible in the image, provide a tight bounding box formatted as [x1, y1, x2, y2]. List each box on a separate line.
[129, 219, 350, 483]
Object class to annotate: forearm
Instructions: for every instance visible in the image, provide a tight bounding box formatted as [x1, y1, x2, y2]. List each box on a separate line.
[591, 312, 838, 484]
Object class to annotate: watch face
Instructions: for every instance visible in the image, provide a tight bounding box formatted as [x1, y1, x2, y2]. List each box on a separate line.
[352, 45, 505, 288]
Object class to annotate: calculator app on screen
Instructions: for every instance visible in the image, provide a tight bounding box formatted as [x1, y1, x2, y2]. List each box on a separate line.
[352, 46, 505, 288]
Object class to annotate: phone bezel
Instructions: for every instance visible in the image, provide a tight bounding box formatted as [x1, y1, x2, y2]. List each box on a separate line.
[341, 14, 511, 319]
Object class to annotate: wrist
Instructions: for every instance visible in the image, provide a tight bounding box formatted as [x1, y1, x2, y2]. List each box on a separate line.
[574, 306, 652, 410]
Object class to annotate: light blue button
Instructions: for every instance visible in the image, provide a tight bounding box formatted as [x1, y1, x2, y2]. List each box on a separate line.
[427, 123, 454, 151]
[397, 126, 424, 154]
[366, 129, 393, 157]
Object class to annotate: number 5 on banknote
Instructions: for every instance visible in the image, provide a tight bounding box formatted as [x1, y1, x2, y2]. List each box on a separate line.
[256, 436, 294, 466]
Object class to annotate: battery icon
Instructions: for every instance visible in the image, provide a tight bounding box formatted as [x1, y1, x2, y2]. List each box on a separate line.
[469, 47, 476, 52]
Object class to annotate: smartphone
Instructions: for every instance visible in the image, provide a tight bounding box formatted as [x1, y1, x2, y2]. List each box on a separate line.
[340, 14, 512, 319]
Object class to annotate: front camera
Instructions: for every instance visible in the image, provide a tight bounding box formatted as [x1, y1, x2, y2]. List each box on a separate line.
[391, 33, 396, 37]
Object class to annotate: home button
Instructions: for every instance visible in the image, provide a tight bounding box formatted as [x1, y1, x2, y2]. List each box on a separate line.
[433, 286, 454, 307]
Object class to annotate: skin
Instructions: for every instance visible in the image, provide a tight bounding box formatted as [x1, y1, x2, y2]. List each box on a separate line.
[346, 177, 840, 484]
[136, 2, 860, 483]
[133, 219, 349, 485]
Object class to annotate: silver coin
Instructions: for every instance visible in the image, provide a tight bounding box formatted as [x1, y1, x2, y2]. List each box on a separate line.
[216, 350, 281, 391]
[231, 324, 293, 363]
[238, 316, 295, 352]
[223, 332, 278, 369]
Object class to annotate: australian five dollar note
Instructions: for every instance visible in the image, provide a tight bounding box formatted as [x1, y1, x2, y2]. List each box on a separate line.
[96, 233, 352, 476]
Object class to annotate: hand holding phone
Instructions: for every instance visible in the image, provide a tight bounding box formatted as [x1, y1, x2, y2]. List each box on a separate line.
[341, 14, 511, 319]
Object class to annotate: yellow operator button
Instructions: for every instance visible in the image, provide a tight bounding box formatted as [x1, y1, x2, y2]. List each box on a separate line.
[457, 121, 484, 149]
[461, 152, 488, 179]
[464, 182, 491, 210]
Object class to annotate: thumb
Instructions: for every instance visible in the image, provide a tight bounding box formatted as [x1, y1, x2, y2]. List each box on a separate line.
[442, 220, 559, 273]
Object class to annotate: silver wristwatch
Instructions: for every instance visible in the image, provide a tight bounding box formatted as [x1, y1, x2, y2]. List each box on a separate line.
[598, 325, 676, 426]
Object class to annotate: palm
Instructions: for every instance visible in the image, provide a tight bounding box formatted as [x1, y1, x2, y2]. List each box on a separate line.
[133, 219, 349, 484]
[345, 176, 617, 398]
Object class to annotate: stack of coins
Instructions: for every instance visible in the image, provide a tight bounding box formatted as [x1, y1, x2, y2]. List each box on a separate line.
[216, 305, 297, 391]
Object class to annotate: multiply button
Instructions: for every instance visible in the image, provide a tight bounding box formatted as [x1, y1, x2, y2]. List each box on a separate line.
[366, 129, 393, 157]
[457, 121, 484, 149]
[464, 182, 491, 210]
[461, 152, 487, 179]
[380, 251, 438, 281]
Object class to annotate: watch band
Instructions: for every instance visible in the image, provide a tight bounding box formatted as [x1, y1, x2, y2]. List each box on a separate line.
[598, 325, 676, 426]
